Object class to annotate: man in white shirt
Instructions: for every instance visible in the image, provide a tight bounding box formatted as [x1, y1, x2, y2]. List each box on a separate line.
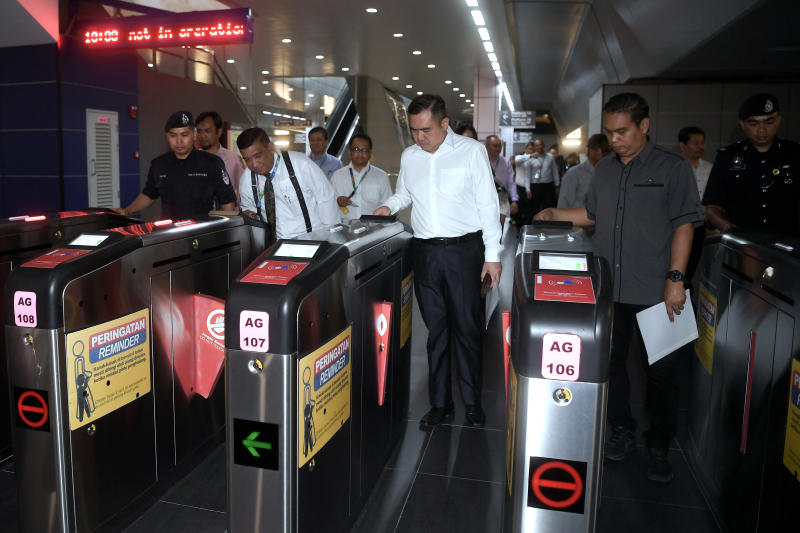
[557, 133, 611, 208]
[678, 126, 712, 198]
[331, 133, 392, 222]
[236, 127, 340, 240]
[517, 138, 560, 215]
[195, 111, 245, 204]
[375, 94, 501, 430]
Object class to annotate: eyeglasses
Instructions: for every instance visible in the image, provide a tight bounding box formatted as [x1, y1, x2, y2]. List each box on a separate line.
[350, 147, 371, 153]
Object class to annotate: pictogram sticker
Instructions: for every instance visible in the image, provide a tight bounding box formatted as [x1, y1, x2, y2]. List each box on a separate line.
[527, 456, 587, 514]
[241, 260, 309, 285]
[534, 274, 595, 304]
[22, 248, 91, 269]
[15, 387, 50, 432]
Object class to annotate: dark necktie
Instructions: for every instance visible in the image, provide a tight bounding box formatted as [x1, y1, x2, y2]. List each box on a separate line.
[263, 176, 277, 243]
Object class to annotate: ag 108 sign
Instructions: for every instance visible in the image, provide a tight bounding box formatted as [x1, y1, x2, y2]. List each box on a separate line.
[79, 8, 254, 49]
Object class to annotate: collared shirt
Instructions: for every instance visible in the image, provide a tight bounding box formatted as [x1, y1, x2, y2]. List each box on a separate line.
[692, 158, 712, 198]
[213, 146, 245, 199]
[587, 140, 703, 305]
[238, 151, 341, 239]
[703, 138, 800, 234]
[309, 152, 344, 181]
[330, 163, 393, 222]
[557, 159, 595, 208]
[383, 127, 501, 262]
[142, 148, 236, 219]
[489, 155, 519, 202]
[516, 152, 560, 188]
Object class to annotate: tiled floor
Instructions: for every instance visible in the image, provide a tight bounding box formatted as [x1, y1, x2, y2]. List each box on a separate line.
[0, 223, 724, 532]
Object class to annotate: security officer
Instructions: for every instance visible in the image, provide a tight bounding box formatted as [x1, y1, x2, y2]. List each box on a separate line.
[117, 110, 236, 219]
[703, 93, 800, 235]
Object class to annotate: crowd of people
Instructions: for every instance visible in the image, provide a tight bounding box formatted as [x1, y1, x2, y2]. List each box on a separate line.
[117, 89, 799, 488]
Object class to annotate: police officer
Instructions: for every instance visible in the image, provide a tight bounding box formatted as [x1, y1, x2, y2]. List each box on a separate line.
[117, 110, 236, 219]
[703, 93, 800, 235]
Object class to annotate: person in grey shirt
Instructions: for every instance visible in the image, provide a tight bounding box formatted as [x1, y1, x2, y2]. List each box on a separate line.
[535, 93, 702, 485]
[557, 133, 610, 208]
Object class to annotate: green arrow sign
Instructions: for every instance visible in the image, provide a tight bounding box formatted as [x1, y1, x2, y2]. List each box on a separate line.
[242, 431, 273, 457]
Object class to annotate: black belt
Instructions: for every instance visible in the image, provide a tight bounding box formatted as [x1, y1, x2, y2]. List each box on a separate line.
[414, 230, 482, 246]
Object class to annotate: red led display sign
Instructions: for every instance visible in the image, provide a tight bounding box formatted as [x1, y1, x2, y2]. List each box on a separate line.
[79, 8, 253, 49]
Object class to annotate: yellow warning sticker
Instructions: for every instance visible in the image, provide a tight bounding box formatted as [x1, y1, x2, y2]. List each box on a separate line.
[65, 308, 151, 430]
[695, 284, 717, 374]
[298, 326, 351, 468]
[400, 272, 413, 348]
[783, 358, 800, 482]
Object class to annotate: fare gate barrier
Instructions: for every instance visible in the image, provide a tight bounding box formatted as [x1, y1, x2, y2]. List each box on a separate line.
[4, 215, 258, 532]
[0, 209, 136, 462]
[225, 216, 413, 533]
[686, 232, 800, 532]
[504, 223, 612, 533]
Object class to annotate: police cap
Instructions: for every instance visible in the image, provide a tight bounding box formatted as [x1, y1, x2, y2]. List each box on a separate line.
[739, 93, 779, 120]
[164, 110, 194, 132]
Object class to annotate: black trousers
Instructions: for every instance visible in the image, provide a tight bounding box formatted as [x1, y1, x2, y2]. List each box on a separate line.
[607, 303, 681, 449]
[530, 182, 557, 216]
[513, 185, 533, 226]
[412, 237, 485, 408]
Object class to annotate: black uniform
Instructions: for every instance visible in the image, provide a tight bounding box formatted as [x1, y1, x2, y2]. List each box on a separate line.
[702, 138, 800, 235]
[142, 149, 236, 219]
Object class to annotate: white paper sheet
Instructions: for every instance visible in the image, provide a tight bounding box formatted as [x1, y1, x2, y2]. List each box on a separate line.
[635, 289, 698, 365]
[484, 285, 500, 330]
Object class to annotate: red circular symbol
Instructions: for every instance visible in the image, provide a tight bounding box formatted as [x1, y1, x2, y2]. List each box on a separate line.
[17, 390, 49, 428]
[531, 460, 584, 509]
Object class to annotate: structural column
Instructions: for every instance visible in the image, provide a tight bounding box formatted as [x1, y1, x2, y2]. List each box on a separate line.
[473, 63, 500, 141]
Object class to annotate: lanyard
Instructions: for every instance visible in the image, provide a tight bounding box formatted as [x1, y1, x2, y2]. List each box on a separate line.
[348, 164, 371, 194]
[257, 155, 281, 204]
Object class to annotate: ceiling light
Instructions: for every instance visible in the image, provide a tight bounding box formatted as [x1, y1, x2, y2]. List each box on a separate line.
[453, 87, 459, 91]
[427, 64, 435, 69]
[287, 98, 292, 102]
[262, 110, 271, 115]
[471, 10, 485, 26]
[320, 106, 325, 110]
[265, 92, 271, 96]
[470, 103, 475, 108]
[445, 80, 452, 85]
[262, 80, 269, 84]
[315, 55, 324, 59]
[275, 140, 290, 147]
[308, 93, 314, 97]
[341, 67, 350, 71]
[491, 61, 500, 70]
[147, 63, 154, 68]
[305, 102, 310, 106]
[417, 91, 423, 95]
[366, 8, 378, 13]
[465, 0, 478, 6]
[563, 139, 581, 147]
[274, 129, 290, 135]
[283, 114, 291, 118]
[412, 50, 422, 55]
[483, 41, 494, 53]
[465, 99, 471, 103]
[240, 86, 246, 90]
[287, 87, 294, 92]
[393, 33, 404, 38]
[478, 28, 490, 40]
[292, 116, 300, 119]
[494, 70, 502, 78]
[281, 38, 292, 43]
[459, 93, 465, 97]
[406, 84, 413, 89]
[487, 53, 497, 62]
[261, 70, 269, 75]
[226, 59, 235, 64]
[392, 76, 400, 80]
[566, 127, 582, 139]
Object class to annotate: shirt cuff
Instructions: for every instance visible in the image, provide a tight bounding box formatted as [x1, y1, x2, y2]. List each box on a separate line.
[484, 247, 500, 262]
[671, 211, 703, 229]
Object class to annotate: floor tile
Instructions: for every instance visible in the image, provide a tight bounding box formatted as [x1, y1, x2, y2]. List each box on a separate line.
[350, 467, 416, 533]
[0, 470, 18, 533]
[385, 420, 432, 471]
[123, 501, 226, 533]
[597, 496, 720, 533]
[396, 473, 504, 533]
[161, 445, 227, 512]
[418, 425, 506, 484]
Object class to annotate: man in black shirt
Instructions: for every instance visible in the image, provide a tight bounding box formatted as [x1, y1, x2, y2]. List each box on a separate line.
[703, 93, 800, 235]
[118, 110, 236, 219]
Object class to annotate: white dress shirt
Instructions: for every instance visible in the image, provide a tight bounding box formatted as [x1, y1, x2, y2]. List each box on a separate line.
[516, 152, 560, 188]
[238, 150, 341, 239]
[330, 163, 393, 222]
[693, 158, 712, 198]
[382, 127, 502, 262]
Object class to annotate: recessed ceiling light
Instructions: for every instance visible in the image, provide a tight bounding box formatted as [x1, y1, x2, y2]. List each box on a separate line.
[265, 92, 272, 96]
[470, 103, 475, 108]
[416, 91, 423, 95]
[427, 64, 435, 69]
[478, 28, 490, 41]
[240, 86, 247, 90]
[488, 53, 498, 63]
[262, 80, 269, 84]
[445, 80, 452, 85]
[226, 59, 235, 64]
[366, 8, 378, 13]
[471, 10, 485, 26]
[392, 76, 400, 80]
[315, 55, 324, 59]
[465, 99, 471, 103]
[305, 102, 310, 106]
[287, 87, 294, 92]
[465, 0, 478, 6]
[393, 33, 404, 38]
[483, 42, 494, 53]
[412, 50, 422, 55]
[459, 93, 465, 97]
[147, 63, 154, 68]
[262, 110, 271, 115]
[275, 140, 290, 147]
[320, 106, 325, 110]
[308, 93, 314, 97]
[491, 61, 500, 70]
[341, 67, 350, 71]
[292, 116, 300, 120]
[453, 87, 459, 91]
[281, 38, 292, 43]
[405, 84, 413, 89]
[274, 129, 290, 135]
[261, 70, 269, 75]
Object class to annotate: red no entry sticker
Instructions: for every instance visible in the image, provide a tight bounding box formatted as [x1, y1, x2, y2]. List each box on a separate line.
[14, 387, 50, 432]
[527, 456, 586, 514]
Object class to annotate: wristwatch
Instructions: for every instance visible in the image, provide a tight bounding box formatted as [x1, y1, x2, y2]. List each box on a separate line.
[665, 270, 685, 282]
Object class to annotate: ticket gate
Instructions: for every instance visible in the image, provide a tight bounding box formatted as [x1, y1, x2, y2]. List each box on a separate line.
[686, 232, 800, 532]
[225, 217, 413, 532]
[504, 224, 612, 533]
[0, 209, 136, 463]
[4, 215, 255, 532]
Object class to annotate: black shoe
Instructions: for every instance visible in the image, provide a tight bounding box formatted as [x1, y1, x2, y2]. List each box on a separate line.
[605, 425, 634, 461]
[419, 402, 454, 431]
[464, 404, 486, 428]
[647, 447, 674, 483]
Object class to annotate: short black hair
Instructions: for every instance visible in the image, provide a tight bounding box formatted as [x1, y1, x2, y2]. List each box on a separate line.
[549, 144, 559, 152]
[455, 124, 477, 137]
[678, 126, 705, 145]
[237, 127, 271, 151]
[603, 92, 649, 126]
[587, 133, 610, 152]
[196, 111, 222, 130]
[349, 133, 373, 150]
[308, 126, 329, 140]
[408, 94, 447, 122]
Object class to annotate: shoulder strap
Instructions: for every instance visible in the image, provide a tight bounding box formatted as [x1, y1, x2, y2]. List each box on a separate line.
[281, 152, 313, 233]
[250, 171, 265, 222]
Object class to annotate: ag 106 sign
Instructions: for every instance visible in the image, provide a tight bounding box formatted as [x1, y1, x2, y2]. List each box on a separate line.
[79, 9, 254, 49]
